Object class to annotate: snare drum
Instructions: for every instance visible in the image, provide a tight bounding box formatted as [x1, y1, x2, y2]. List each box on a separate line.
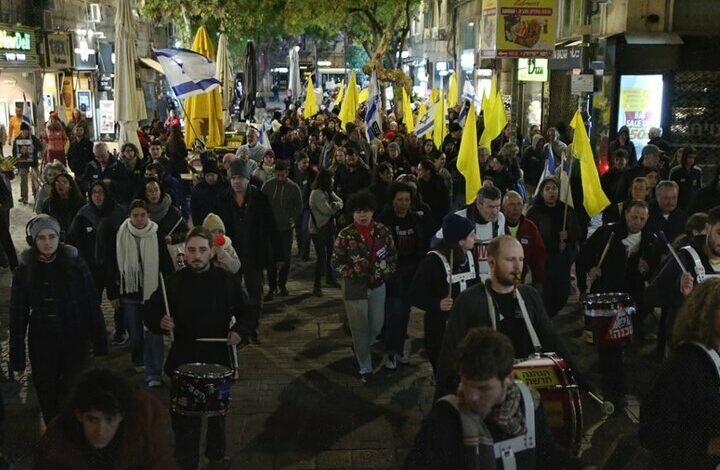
[584, 293, 635, 347]
[513, 353, 582, 452]
[171, 363, 234, 417]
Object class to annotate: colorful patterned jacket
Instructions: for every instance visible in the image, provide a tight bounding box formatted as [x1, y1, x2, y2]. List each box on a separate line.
[332, 221, 397, 287]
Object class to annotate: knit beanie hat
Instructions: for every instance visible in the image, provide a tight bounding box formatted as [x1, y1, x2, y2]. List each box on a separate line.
[28, 214, 61, 243]
[20, 122, 30, 131]
[442, 213, 475, 244]
[202, 213, 226, 233]
[229, 159, 251, 179]
[202, 159, 223, 177]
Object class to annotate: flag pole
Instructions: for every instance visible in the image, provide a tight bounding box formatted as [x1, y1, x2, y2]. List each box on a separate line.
[174, 96, 206, 149]
[562, 150, 573, 232]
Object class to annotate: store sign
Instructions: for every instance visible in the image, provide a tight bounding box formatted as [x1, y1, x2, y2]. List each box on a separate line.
[46, 33, 72, 68]
[99, 100, 115, 134]
[481, 0, 556, 58]
[518, 58, 548, 82]
[0, 29, 31, 51]
[617, 75, 664, 157]
[72, 34, 97, 70]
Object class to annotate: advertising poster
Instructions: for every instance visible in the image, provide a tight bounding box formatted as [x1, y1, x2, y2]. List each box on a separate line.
[617, 75, 664, 157]
[481, 0, 556, 58]
[99, 100, 115, 135]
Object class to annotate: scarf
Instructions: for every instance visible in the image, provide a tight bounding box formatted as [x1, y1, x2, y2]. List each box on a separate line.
[355, 221, 375, 263]
[440, 383, 529, 470]
[116, 219, 159, 301]
[148, 193, 172, 223]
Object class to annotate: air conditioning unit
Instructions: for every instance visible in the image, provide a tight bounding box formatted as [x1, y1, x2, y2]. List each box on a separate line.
[89, 3, 102, 23]
[43, 10, 54, 30]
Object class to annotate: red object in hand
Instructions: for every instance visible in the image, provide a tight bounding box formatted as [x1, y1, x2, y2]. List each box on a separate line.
[214, 234, 225, 247]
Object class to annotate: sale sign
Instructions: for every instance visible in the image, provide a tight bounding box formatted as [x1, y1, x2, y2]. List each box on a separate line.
[617, 75, 664, 157]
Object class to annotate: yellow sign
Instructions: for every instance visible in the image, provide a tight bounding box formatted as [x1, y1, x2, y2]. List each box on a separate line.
[514, 366, 560, 388]
[481, 0, 556, 58]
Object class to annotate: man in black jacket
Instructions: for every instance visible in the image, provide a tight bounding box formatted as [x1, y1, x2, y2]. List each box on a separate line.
[215, 159, 281, 343]
[190, 160, 228, 226]
[435, 235, 578, 398]
[644, 180, 687, 251]
[144, 227, 251, 470]
[405, 327, 589, 470]
[66, 125, 94, 177]
[80, 142, 130, 203]
[334, 146, 371, 202]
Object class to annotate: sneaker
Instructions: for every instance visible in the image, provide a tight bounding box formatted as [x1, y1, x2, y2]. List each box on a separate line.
[111, 331, 128, 345]
[134, 365, 145, 373]
[278, 286, 289, 297]
[360, 372, 372, 384]
[147, 379, 163, 388]
[396, 354, 411, 365]
[384, 355, 398, 370]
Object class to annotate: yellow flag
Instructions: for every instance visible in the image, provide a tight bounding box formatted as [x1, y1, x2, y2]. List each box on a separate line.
[303, 78, 318, 119]
[339, 71, 359, 130]
[430, 88, 438, 104]
[457, 103, 480, 204]
[479, 92, 507, 151]
[569, 111, 610, 216]
[333, 80, 345, 106]
[402, 88, 414, 133]
[358, 87, 369, 103]
[433, 92, 445, 149]
[448, 73, 458, 108]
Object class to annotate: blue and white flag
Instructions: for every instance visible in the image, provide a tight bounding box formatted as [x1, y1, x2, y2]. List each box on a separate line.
[533, 145, 558, 199]
[364, 69, 382, 142]
[458, 100, 469, 128]
[258, 121, 269, 147]
[154, 48, 221, 99]
[415, 100, 437, 137]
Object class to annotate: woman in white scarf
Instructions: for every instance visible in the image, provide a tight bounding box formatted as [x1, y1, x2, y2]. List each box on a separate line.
[116, 199, 165, 388]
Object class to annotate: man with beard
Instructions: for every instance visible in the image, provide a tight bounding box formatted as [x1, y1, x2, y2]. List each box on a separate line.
[648, 205, 720, 358]
[502, 191, 545, 290]
[435, 186, 506, 282]
[235, 126, 267, 164]
[434, 235, 577, 397]
[144, 227, 251, 470]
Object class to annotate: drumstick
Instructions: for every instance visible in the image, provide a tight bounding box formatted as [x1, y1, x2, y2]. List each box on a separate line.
[448, 249, 454, 298]
[587, 391, 615, 415]
[195, 338, 230, 343]
[596, 232, 615, 269]
[658, 230, 687, 273]
[231, 344, 239, 379]
[159, 275, 175, 342]
[167, 217, 183, 238]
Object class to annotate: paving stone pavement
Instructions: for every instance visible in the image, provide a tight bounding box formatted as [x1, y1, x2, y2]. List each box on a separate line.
[0, 182, 656, 469]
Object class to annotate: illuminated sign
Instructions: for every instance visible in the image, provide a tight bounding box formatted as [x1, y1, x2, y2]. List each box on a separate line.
[0, 29, 31, 51]
[518, 58, 548, 82]
[617, 75, 664, 158]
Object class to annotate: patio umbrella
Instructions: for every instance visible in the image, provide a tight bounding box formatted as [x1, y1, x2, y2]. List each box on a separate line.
[184, 26, 223, 148]
[288, 47, 301, 104]
[243, 41, 257, 121]
[114, 0, 142, 151]
[216, 33, 234, 128]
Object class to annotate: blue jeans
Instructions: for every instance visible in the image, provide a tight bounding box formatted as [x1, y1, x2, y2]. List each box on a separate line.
[385, 283, 411, 356]
[122, 299, 164, 382]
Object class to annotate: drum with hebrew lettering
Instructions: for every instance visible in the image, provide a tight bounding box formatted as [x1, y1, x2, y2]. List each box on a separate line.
[513, 353, 582, 452]
[584, 293, 635, 347]
[171, 363, 233, 416]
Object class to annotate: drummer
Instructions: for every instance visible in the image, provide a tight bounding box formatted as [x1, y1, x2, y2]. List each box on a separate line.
[144, 226, 252, 470]
[576, 200, 662, 400]
[435, 235, 582, 398]
[404, 327, 595, 470]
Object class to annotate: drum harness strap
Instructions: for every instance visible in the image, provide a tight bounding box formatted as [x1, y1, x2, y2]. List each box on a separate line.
[438, 381, 537, 470]
[430, 250, 477, 293]
[690, 342, 720, 391]
[485, 284, 542, 353]
[681, 246, 720, 284]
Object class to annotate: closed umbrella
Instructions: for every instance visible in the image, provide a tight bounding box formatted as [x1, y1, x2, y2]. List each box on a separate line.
[243, 41, 257, 121]
[184, 26, 223, 148]
[216, 33, 234, 129]
[288, 47, 301, 103]
[114, 0, 142, 151]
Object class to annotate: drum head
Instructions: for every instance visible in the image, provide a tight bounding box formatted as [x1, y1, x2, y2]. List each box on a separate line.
[174, 363, 232, 378]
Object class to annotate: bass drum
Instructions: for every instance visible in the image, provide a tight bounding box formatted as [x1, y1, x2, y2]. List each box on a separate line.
[584, 292, 635, 347]
[513, 353, 582, 453]
[171, 363, 234, 417]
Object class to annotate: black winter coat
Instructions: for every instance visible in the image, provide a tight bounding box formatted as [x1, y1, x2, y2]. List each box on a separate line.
[644, 201, 687, 252]
[80, 159, 130, 203]
[66, 138, 94, 176]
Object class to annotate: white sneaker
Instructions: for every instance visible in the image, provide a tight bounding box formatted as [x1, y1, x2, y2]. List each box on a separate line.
[147, 379, 162, 388]
[396, 354, 411, 365]
[384, 356, 397, 370]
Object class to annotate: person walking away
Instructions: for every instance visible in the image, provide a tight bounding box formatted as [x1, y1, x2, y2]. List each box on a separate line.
[308, 169, 343, 296]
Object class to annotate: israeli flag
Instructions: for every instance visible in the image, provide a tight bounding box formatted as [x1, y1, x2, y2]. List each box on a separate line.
[533, 145, 558, 199]
[258, 121, 269, 147]
[415, 100, 437, 137]
[154, 48, 221, 99]
[364, 69, 383, 142]
[458, 99, 469, 128]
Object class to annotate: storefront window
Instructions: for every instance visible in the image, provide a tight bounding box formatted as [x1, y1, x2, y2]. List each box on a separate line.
[521, 82, 544, 140]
